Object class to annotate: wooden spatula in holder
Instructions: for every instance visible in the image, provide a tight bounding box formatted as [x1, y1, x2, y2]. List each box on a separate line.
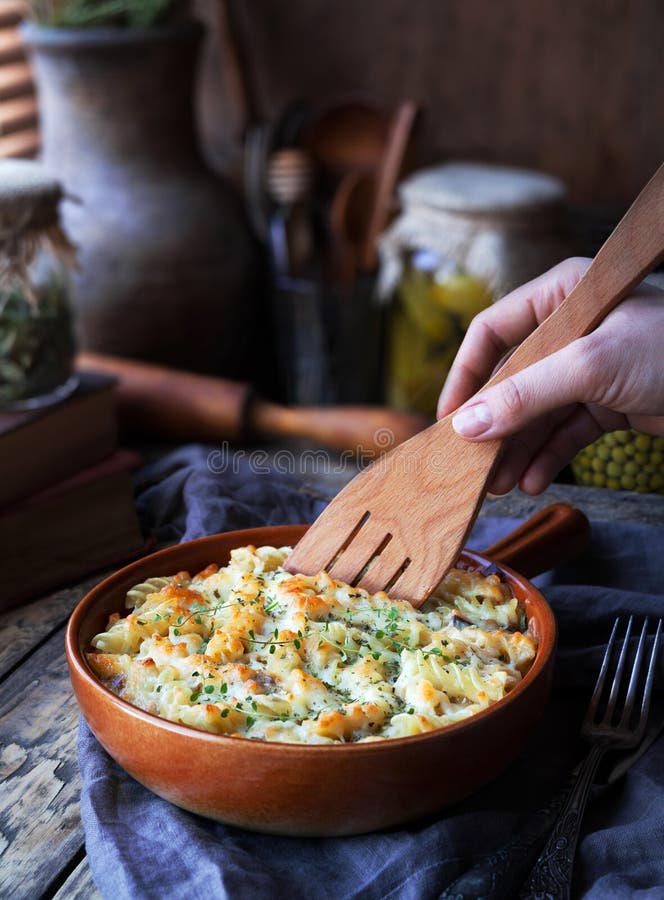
[286, 162, 664, 604]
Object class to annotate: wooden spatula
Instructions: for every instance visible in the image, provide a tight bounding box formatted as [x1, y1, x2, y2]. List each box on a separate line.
[286, 162, 664, 604]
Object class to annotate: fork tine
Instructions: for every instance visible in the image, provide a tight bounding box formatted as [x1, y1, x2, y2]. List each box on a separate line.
[619, 617, 649, 729]
[586, 617, 620, 724]
[605, 615, 633, 723]
[635, 618, 663, 742]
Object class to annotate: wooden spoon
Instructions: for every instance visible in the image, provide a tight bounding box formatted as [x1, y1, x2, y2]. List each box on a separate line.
[304, 100, 389, 173]
[328, 169, 375, 282]
[360, 100, 417, 271]
[286, 162, 664, 604]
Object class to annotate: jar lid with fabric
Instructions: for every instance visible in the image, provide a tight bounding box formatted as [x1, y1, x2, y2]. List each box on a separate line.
[0, 159, 77, 408]
[379, 160, 571, 300]
[379, 161, 572, 416]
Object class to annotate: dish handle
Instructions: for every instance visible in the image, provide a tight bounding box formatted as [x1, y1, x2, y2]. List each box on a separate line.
[479, 503, 590, 578]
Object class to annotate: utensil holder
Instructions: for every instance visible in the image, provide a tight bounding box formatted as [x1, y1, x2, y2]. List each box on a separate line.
[272, 274, 386, 406]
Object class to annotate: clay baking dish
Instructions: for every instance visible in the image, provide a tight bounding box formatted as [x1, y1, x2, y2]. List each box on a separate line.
[66, 505, 586, 836]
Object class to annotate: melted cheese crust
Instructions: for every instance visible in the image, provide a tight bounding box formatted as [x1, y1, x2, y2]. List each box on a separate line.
[88, 546, 537, 744]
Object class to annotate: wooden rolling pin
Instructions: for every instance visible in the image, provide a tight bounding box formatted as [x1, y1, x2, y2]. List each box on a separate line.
[77, 352, 430, 457]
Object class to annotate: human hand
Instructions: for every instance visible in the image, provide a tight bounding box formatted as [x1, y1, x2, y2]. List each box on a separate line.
[436, 257, 664, 495]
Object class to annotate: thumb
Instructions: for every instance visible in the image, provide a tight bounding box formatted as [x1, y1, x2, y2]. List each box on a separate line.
[451, 343, 589, 440]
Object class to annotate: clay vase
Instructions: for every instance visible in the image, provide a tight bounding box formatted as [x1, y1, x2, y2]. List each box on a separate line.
[22, 22, 258, 378]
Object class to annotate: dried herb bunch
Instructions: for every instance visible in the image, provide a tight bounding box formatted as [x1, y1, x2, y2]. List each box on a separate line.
[28, 0, 184, 28]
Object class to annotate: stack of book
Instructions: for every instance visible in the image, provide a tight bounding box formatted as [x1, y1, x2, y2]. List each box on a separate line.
[0, 373, 146, 610]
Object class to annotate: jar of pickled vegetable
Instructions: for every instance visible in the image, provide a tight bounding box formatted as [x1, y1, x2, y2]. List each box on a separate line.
[0, 161, 77, 408]
[387, 249, 492, 414]
[572, 431, 664, 495]
[380, 162, 572, 416]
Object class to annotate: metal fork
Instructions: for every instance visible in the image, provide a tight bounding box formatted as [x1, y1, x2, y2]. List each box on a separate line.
[520, 616, 662, 900]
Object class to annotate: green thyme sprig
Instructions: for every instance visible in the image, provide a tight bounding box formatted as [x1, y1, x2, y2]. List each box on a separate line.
[246, 627, 306, 654]
[142, 580, 474, 668]
[146, 588, 278, 636]
[316, 617, 472, 667]
[186, 690, 331, 729]
[317, 629, 362, 663]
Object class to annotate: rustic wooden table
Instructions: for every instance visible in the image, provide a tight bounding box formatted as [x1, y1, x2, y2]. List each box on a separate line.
[1, 477, 662, 900]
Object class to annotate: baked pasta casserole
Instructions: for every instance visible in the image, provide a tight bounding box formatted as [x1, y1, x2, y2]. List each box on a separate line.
[88, 545, 537, 744]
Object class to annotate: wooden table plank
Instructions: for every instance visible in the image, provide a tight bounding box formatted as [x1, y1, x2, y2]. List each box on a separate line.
[0, 571, 114, 679]
[299, 473, 664, 526]
[0, 625, 85, 900]
[479, 482, 664, 526]
[52, 858, 102, 900]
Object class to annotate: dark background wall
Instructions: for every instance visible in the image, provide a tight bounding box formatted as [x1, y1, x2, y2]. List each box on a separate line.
[197, 0, 664, 212]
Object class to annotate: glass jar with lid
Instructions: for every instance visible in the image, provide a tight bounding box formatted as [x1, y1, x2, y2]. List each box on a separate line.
[379, 161, 572, 416]
[0, 160, 77, 408]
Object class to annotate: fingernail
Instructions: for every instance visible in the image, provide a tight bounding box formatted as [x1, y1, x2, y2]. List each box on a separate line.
[452, 403, 493, 437]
